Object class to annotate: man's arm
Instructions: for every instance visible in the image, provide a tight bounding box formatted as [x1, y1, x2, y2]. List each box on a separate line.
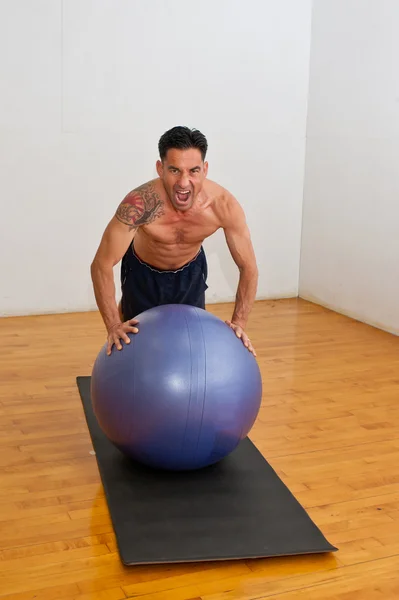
[91, 182, 164, 351]
[90, 214, 136, 332]
[222, 194, 258, 351]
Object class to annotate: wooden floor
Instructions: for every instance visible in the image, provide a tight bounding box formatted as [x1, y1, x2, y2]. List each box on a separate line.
[1, 298, 399, 600]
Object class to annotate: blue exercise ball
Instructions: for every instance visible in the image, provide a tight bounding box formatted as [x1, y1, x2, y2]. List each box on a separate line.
[91, 304, 262, 471]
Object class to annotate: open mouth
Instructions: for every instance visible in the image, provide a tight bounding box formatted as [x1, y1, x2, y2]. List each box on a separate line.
[175, 189, 191, 205]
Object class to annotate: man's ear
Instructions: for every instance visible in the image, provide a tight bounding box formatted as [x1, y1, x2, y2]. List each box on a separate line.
[156, 160, 163, 177]
[203, 161, 209, 177]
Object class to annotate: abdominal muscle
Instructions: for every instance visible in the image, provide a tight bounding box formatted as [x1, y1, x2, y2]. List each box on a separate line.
[131, 224, 216, 270]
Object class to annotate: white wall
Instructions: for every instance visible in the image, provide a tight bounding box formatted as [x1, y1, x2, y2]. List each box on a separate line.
[300, 0, 399, 335]
[0, 0, 312, 317]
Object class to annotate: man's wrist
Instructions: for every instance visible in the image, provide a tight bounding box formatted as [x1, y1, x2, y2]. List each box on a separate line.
[107, 320, 123, 333]
[231, 317, 246, 329]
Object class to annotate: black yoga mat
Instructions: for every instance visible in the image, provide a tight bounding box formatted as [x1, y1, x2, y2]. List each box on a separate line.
[77, 376, 337, 565]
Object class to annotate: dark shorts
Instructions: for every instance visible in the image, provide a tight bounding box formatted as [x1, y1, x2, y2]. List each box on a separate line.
[120, 242, 208, 320]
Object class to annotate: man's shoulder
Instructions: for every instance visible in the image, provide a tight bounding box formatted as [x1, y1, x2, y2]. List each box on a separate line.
[204, 180, 240, 218]
[125, 178, 162, 198]
[204, 179, 237, 207]
[119, 179, 165, 211]
[203, 180, 248, 230]
[116, 179, 165, 229]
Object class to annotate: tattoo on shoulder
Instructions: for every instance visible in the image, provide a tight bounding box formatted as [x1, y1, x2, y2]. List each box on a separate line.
[115, 182, 165, 230]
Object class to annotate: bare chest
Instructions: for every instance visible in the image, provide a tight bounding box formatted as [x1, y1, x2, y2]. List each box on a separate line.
[143, 213, 219, 246]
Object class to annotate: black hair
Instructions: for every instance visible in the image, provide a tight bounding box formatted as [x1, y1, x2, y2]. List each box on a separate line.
[158, 126, 208, 161]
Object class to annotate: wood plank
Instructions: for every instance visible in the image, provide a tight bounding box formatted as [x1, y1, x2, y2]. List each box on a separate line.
[0, 299, 399, 599]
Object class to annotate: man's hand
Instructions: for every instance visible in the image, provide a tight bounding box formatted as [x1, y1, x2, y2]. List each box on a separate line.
[107, 319, 139, 356]
[225, 320, 256, 356]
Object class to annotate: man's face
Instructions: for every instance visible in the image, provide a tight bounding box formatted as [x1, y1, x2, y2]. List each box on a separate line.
[156, 148, 208, 212]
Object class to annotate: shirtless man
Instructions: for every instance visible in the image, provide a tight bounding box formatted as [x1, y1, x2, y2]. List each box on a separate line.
[91, 126, 258, 357]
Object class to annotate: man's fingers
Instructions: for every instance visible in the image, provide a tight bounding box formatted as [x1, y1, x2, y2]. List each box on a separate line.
[226, 320, 243, 339]
[118, 330, 132, 346]
[128, 319, 139, 326]
[247, 341, 256, 356]
[242, 334, 250, 347]
[106, 335, 119, 355]
[113, 334, 123, 351]
[225, 320, 257, 357]
[248, 342, 256, 356]
[125, 326, 139, 334]
[240, 333, 257, 356]
[106, 325, 139, 356]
